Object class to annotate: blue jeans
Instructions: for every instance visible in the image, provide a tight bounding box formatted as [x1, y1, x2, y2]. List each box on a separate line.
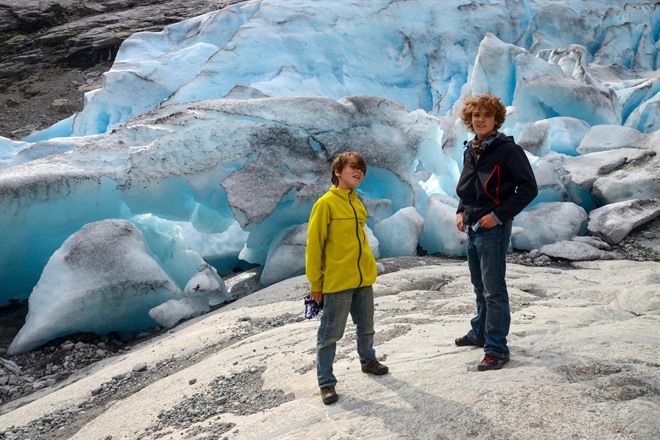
[317, 286, 377, 387]
[466, 221, 512, 358]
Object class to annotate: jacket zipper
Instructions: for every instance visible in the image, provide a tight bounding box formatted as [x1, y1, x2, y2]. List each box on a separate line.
[468, 146, 479, 222]
[348, 190, 364, 287]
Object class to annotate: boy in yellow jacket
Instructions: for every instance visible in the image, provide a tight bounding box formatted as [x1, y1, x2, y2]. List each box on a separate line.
[306, 151, 388, 405]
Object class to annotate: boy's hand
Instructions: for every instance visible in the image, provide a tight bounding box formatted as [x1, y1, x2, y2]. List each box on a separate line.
[480, 213, 498, 228]
[455, 213, 465, 232]
[310, 291, 323, 302]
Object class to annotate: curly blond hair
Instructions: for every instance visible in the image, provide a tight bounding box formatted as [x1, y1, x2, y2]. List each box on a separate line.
[460, 94, 507, 133]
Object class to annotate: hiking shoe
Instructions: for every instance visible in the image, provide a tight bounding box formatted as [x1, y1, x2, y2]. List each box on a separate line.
[320, 386, 338, 405]
[477, 354, 510, 371]
[361, 359, 389, 375]
[455, 335, 483, 347]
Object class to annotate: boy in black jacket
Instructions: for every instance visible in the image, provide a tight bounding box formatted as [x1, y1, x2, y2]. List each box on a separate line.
[454, 93, 538, 371]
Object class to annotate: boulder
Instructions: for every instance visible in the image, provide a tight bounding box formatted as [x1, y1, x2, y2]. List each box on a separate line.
[587, 198, 660, 244]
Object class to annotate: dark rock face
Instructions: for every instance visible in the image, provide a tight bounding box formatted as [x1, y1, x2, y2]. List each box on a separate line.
[0, 0, 243, 139]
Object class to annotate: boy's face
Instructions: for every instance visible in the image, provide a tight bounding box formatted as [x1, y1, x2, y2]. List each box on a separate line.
[472, 105, 496, 139]
[335, 160, 365, 190]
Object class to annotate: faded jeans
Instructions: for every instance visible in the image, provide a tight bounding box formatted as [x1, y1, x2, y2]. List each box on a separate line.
[316, 286, 376, 387]
[466, 221, 512, 358]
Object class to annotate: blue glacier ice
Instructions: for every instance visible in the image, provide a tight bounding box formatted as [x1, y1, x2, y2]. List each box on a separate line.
[1, 0, 658, 353]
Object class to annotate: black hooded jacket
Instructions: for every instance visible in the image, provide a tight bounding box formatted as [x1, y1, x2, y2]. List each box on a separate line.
[456, 132, 538, 226]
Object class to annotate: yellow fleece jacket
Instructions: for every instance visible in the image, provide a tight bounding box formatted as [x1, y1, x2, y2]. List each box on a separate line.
[306, 186, 378, 293]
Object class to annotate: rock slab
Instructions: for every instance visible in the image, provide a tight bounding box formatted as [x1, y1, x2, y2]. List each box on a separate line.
[0, 259, 658, 440]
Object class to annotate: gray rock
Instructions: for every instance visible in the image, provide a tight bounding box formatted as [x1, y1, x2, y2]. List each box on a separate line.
[50, 98, 76, 113]
[536, 240, 619, 261]
[0, 0, 243, 138]
[0, 358, 21, 375]
[588, 198, 660, 244]
[132, 363, 147, 372]
[0, 0, 243, 78]
[571, 235, 611, 250]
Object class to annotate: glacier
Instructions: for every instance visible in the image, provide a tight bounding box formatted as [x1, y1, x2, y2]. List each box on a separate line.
[0, 0, 658, 353]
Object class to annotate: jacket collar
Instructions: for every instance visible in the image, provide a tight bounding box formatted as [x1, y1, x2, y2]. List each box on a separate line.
[470, 131, 502, 149]
[329, 185, 357, 200]
[467, 131, 508, 158]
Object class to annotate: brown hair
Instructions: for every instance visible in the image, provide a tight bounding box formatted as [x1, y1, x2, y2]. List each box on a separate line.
[460, 93, 507, 133]
[331, 151, 367, 186]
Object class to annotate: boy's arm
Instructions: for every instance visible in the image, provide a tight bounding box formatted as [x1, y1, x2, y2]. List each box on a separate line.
[494, 146, 538, 221]
[306, 200, 329, 293]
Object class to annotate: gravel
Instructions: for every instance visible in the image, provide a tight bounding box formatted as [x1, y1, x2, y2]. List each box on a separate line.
[0, 307, 302, 440]
[0, 63, 108, 140]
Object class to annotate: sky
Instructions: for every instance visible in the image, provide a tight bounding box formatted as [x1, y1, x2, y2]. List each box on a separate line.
[0, 0, 658, 354]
